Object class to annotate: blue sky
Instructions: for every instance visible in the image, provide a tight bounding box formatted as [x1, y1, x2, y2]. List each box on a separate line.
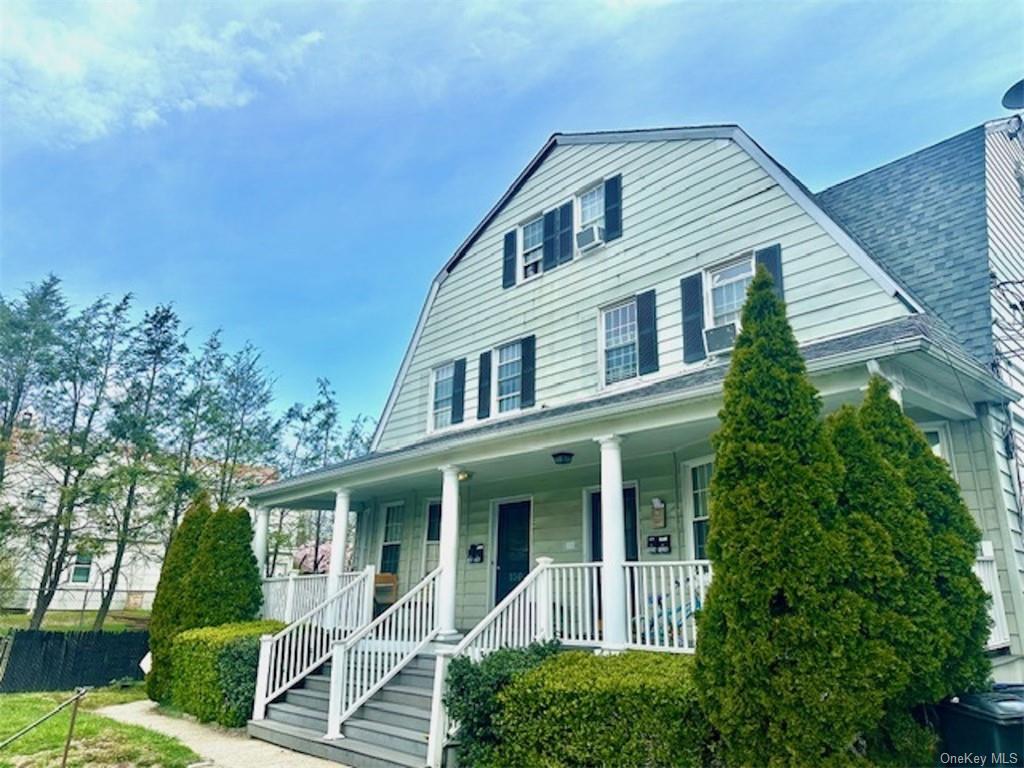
[1, 0, 1020, 422]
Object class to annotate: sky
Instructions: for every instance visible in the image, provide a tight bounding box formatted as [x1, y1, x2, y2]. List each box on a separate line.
[1, 0, 1021, 423]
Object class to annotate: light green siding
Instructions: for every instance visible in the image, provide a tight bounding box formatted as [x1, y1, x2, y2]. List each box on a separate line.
[376, 137, 909, 451]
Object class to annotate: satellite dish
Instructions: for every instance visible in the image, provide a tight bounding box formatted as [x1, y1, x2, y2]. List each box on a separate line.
[1003, 78, 1024, 110]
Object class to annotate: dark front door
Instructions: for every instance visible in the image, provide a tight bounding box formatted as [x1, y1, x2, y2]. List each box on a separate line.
[495, 500, 531, 603]
[589, 486, 639, 562]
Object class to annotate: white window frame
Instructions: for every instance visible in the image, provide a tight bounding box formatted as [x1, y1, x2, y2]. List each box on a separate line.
[704, 252, 756, 331]
[919, 421, 957, 475]
[421, 498, 442, 577]
[599, 297, 640, 388]
[70, 553, 92, 584]
[682, 456, 714, 561]
[493, 339, 524, 415]
[519, 215, 544, 283]
[428, 362, 456, 432]
[578, 182, 605, 230]
[378, 501, 405, 575]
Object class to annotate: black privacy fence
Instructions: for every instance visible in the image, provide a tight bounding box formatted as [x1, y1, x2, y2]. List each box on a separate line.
[0, 629, 149, 692]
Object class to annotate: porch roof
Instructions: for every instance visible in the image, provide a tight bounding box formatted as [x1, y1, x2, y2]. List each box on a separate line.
[246, 314, 1016, 508]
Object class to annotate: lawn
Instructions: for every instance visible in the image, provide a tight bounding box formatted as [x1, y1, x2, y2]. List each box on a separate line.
[0, 610, 150, 633]
[0, 684, 199, 768]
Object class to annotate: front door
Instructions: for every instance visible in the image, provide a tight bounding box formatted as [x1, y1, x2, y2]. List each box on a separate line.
[495, 500, 531, 603]
[589, 486, 639, 562]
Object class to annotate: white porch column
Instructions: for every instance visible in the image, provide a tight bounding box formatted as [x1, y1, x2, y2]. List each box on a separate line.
[597, 435, 627, 650]
[252, 505, 270, 578]
[326, 488, 351, 597]
[437, 465, 461, 641]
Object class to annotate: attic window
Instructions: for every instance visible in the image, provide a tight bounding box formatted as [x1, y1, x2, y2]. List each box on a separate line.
[521, 217, 544, 279]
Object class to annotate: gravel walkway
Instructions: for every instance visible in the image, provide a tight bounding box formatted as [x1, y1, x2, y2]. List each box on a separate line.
[98, 700, 344, 768]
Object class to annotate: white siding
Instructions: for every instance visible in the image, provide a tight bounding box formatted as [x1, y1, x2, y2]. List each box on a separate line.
[377, 138, 908, 450]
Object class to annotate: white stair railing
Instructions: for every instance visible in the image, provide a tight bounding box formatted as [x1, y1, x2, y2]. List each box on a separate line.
[262, 571, 364, 622]
[326, 568, 441, 739]
[624, 561, 712, 652]
[973, 541, 1011, 650]
[253, 565, 374, 720]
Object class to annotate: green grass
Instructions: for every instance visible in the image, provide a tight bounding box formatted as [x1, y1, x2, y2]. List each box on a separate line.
[0, 610, 150, 633]
[0, 684, 199, 768]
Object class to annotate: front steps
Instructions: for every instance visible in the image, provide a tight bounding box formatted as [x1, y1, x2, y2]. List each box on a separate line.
[248, 651, 439, 768]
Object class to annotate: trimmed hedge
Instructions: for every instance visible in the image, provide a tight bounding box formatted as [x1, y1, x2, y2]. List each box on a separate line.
[493, 651, 711, 768]
[445, 642, 560, 767]
[170, 620, 283, 727]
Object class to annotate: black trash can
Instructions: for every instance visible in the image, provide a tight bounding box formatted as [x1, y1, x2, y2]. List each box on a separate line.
[938, 690, 1024, 765]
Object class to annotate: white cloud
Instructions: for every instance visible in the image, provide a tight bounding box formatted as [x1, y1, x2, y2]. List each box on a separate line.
[0, 0, 322, 150]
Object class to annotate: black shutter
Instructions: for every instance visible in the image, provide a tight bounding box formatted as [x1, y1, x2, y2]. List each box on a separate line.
[520, 335, 536, 408]
[477, 351, 492, 420]
[604, 175, 622, 241]
[542, 210, 558, 272]
[502, 231, 517, 289]
[636, 290, 659, 375]
[558, 201, 574, 264]
[451, 358, 466, 424]
[755, 244, 784, 299]
[680, 274, 706, 363]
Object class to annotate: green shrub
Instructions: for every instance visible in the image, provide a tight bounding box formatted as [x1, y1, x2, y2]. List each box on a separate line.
[148, 493, 212, 702]
[180, 504, 263, 629]
[694, 268, 885, 766]
[170, 620, 283, 727]
[444, 642, 560, 767]
[493, 651, 711, 768]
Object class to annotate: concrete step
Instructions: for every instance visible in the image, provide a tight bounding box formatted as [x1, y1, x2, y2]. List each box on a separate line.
[267, 701, 328, 732]
[343, 718, 428, 760]
[376, 683, 432, 709]
[285, 687, 329, 712]
[248, 718, 423, 768]
[358, 699, 431, 731]
[393, 666, 435, 691]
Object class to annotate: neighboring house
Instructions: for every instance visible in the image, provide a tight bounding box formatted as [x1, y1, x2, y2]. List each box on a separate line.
[245, 119, 1024, 768]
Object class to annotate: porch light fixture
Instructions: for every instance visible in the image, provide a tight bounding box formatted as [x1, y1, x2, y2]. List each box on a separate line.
[457, 470, 473, 482]
[551, 452, 574, 466]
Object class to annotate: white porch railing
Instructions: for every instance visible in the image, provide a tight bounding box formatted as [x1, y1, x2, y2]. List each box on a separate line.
[326, 568, 441, 739]
[973, 541, 1011, 650]
[624, 561, 712, 653]
[262, 571, 363, 623]
[549, 562, 603, 647]
[253, 566, 374, 720]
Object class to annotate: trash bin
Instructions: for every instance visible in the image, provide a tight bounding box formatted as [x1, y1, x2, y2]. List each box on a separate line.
[938, 690, 1024, 765]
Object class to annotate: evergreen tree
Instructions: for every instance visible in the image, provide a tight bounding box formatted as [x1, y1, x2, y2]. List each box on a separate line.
[859, 378, 990, 696]
[148, 492, 212, 702]
[180, 503, 263, 629]
[694, 268, 881, 766]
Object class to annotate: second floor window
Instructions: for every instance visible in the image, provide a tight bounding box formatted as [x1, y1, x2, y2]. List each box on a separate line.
[709, 257, 754, 327]
[579, 184, 604, 229]
[432, 363, 455, 429]
[496, 341, 523, 413]
[522, 216, 544, 279]
[603, 300, 638, 385]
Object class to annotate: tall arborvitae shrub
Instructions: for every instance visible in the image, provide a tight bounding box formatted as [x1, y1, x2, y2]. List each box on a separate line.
[694, 268, 884, 766]
[180, 504, 263, 629]
[148, 492, 213, 702]
[859, 378, 990, 696]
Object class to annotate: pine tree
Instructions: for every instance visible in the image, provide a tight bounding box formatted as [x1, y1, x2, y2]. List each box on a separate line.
[148, 492, 213, 702]
[180, 503, 263, 629]
[859, 378, 990, 696]
[694, 268, 882, 766]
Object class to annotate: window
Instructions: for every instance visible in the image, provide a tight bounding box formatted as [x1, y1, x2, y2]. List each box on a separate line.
[426, 502, 442, 543]
[708, 257, 755, 328]
[432, 363, 455, 429]
[691, 462, 713, 560]
[71, 554, 92, 584]
[522, 216, 544, 279]
[496, 341, 523, 413]
[602, 300, 638, 385]
[380, 504, 404, 574]
[423, 501, 442, 575]
[579, 184, 604, 229]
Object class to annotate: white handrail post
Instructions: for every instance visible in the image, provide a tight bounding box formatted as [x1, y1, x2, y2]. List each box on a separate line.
[426, 647, 454, 768]
[535, 557, 553, 641]
[252, 635, 273, 720]
[284, 574, 297, 623]
[361, 565, 376, 626]
[326, 641, 347, 739]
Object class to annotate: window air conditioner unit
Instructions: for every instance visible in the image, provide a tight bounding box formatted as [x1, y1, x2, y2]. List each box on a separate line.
[704, 323, 737, 355]
[576, 225, 605, 251]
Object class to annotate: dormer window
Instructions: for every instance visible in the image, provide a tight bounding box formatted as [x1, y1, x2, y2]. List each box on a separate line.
[521, 217, 544, 280]
[579, 184, 604, 229]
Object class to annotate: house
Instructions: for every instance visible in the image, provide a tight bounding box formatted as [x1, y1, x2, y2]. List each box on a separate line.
[244, 117, 1024, 768]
